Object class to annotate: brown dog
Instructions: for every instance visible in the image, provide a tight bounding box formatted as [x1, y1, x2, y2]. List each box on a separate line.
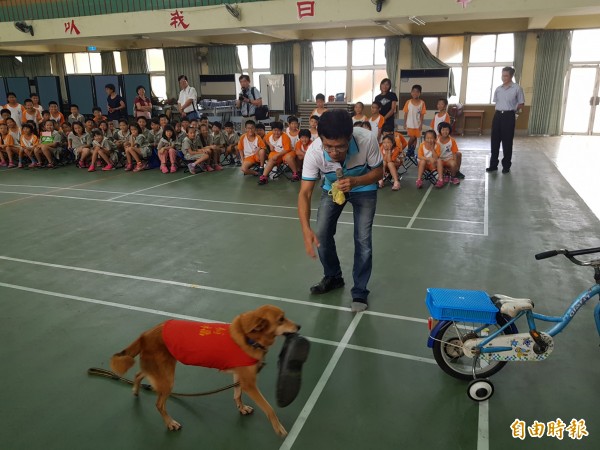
[110, 305, 300, 436]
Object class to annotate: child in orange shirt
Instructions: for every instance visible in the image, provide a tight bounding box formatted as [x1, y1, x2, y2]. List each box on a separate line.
[19, 123, 40, 168]
[416, 130, 444, 189]
[294, 128, 311, 172]
[368, 101, 385, 142]
[430, 99, 451, 135]
[258, 121, 299, 185]
[238, 120, 266, 176]
[48, 101, 65, 125]
[0, 122, 17, 167]
[22, 99, 42, 125]
[437, 121, 462, 184]
[403, 84, 426, 152]
[378, 134, 403, 191]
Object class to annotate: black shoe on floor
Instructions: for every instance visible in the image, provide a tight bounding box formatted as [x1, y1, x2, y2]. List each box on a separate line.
[502, 168, 510, 174]
[276, 333, 310, 407]
[310, 276, 345, 295]
[485, 167, 498, 172]
[456, 170, 465, 179]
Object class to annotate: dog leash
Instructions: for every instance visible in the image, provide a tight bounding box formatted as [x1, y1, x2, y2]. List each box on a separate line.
[87, 367, 239, 397]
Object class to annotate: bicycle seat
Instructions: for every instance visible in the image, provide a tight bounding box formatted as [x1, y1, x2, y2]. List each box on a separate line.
[491, 294, 534, 317]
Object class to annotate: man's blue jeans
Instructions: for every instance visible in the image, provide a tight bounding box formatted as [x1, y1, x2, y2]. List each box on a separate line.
[315, 189, 377, 300]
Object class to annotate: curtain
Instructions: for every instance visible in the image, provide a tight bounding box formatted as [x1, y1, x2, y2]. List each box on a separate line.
[101, 51, 116, 74]
[21, 55, 51, 78]
[270, 42, 294, 74]
[0, 56, 23, 77]
[384, 37, 401, 94]
[206, 45, 241, 75]
[126, 50, 148, 74]
[299, 41, 313, 102]
[410, 37, 456, 96]
[51, 54, 68, 103]
[528, 31, 571, 136]
[164, 47, 202, 100]
[513, 32, 527, 84]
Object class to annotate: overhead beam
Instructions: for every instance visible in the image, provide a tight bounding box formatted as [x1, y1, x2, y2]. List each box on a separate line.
[528, 15, 554, 29]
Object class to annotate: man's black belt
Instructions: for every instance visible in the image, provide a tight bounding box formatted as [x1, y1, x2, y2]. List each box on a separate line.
[496, 110, 515, 114]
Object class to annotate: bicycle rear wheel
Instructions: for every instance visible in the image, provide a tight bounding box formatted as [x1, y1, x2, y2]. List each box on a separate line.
[432, 315, 516, 381]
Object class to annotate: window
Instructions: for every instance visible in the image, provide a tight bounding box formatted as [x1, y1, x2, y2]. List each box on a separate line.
[466, 34, 514, 104]
[146, 49, 166, 101]
[64, 53, 102, 74]
[424, 36, 464, 104]
[570, 29, 600, 62]
[113, 51, 122, 73]
[312, 40, 347, 100]
[351, 38, 386, 104]
[236, 44, 271, 87]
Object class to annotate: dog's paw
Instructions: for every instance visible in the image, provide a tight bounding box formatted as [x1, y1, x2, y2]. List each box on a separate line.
[275, 423, 288, 437]
[167, 419, 182, 431]
[238, 404, 254, 415]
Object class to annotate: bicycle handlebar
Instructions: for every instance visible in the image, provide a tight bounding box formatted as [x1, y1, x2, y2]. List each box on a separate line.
[535, 247, 600, 266]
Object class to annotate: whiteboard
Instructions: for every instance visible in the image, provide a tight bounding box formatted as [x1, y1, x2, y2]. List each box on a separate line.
[259, 74, 285, 111]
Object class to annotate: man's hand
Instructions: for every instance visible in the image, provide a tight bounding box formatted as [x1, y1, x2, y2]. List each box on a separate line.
[302, 227, 320, 258]
[335, 177, 354, 193]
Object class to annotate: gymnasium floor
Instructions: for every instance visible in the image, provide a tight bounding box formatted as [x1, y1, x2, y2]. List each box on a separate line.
[0, 135, 598, 450]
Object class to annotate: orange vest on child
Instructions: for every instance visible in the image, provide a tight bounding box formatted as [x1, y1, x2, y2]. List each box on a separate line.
[162, 320, 259, 370]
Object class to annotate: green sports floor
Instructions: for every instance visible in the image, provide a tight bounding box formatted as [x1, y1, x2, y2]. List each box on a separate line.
[0, 135, 598, 450]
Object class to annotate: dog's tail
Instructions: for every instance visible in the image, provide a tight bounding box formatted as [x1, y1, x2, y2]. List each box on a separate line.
[110, 337, 141, 376]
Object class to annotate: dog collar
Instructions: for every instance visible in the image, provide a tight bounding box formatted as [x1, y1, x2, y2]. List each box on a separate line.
[246, 337, 266, 351]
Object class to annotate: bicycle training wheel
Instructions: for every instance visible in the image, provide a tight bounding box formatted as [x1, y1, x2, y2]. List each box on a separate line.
[432, 315, 516, 381]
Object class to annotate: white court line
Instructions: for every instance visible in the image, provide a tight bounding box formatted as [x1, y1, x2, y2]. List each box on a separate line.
[0, 190, 486, 236]
[280, 313, 363, 450]
[0, 183, 484, 225]
[107, 174, 196, 201]
[0, 255, 429, 323]
[407, 185, 433, 229]
[478, 401, 490, 450]
[0, 281, 435, 365]
[484, 156, 490, 237]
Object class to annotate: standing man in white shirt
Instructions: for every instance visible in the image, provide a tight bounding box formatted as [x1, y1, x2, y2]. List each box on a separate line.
[487, 66, 525, 174]
[236, 75, 262, 127]
[177, 75, 199, 121]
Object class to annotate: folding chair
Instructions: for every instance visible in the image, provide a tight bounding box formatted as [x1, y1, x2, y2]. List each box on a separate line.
[278, 114, 290, 125]
[271, 161, 293, 180]
[177, 150, 205, 174]
[422, 168, 439, 185]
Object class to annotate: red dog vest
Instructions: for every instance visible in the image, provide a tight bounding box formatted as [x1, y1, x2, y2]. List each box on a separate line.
[162, 320, 259, 370]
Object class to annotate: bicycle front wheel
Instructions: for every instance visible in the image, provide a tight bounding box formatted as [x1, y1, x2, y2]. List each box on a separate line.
[432, 315, 516, 381]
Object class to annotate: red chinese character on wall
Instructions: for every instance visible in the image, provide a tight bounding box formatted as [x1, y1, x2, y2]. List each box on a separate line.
[170, 10, 190, 29]
[64, 20, 80, 35]
[297, 1, 315, 20]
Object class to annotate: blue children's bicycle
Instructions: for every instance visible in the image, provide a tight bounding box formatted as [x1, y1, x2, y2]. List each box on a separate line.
[425, 246, 600, 401]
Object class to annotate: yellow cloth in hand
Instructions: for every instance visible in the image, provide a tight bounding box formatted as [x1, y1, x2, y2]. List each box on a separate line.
[328, 181, 346, 205]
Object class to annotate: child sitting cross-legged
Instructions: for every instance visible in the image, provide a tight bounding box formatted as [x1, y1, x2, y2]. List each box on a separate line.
[416, 129, 444, 189]
[258, 121, 299, 185]
[182, 127, 211, 175]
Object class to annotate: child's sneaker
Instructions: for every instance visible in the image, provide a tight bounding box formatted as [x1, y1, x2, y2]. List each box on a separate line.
[435, 180, 445, 188]
[47, 163, 54, 169]
[96, 161, 102, 168]
[124, 163, 133, 171]
[170, 165, 177, 173]
[443, 174, 450, 183]
[187, 163, 197, 175]
[0, 161, 7, 167]
[291, 172, 300, 181]
[451, 177, 460, 185]
[160, 164, 169, 174]
[214, 164, 223, 171]
[416, 179, 423, 189]
[8, 162, 16, 168]
[18, 162, 23, 168]
[258, 175, 268, 185]
[205, 165, 214, 172]
[102, 164, 114, 171]
[133, 162, 144, 172]
[28, 162, 38, 168]
[87, 165, 96, 172]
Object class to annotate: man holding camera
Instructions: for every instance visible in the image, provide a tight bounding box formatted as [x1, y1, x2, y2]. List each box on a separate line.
[177, 75, 199, 120]
[236, 75, 262, 127]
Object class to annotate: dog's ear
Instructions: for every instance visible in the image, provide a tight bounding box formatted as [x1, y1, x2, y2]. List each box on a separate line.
[239, 312, 269, 334]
